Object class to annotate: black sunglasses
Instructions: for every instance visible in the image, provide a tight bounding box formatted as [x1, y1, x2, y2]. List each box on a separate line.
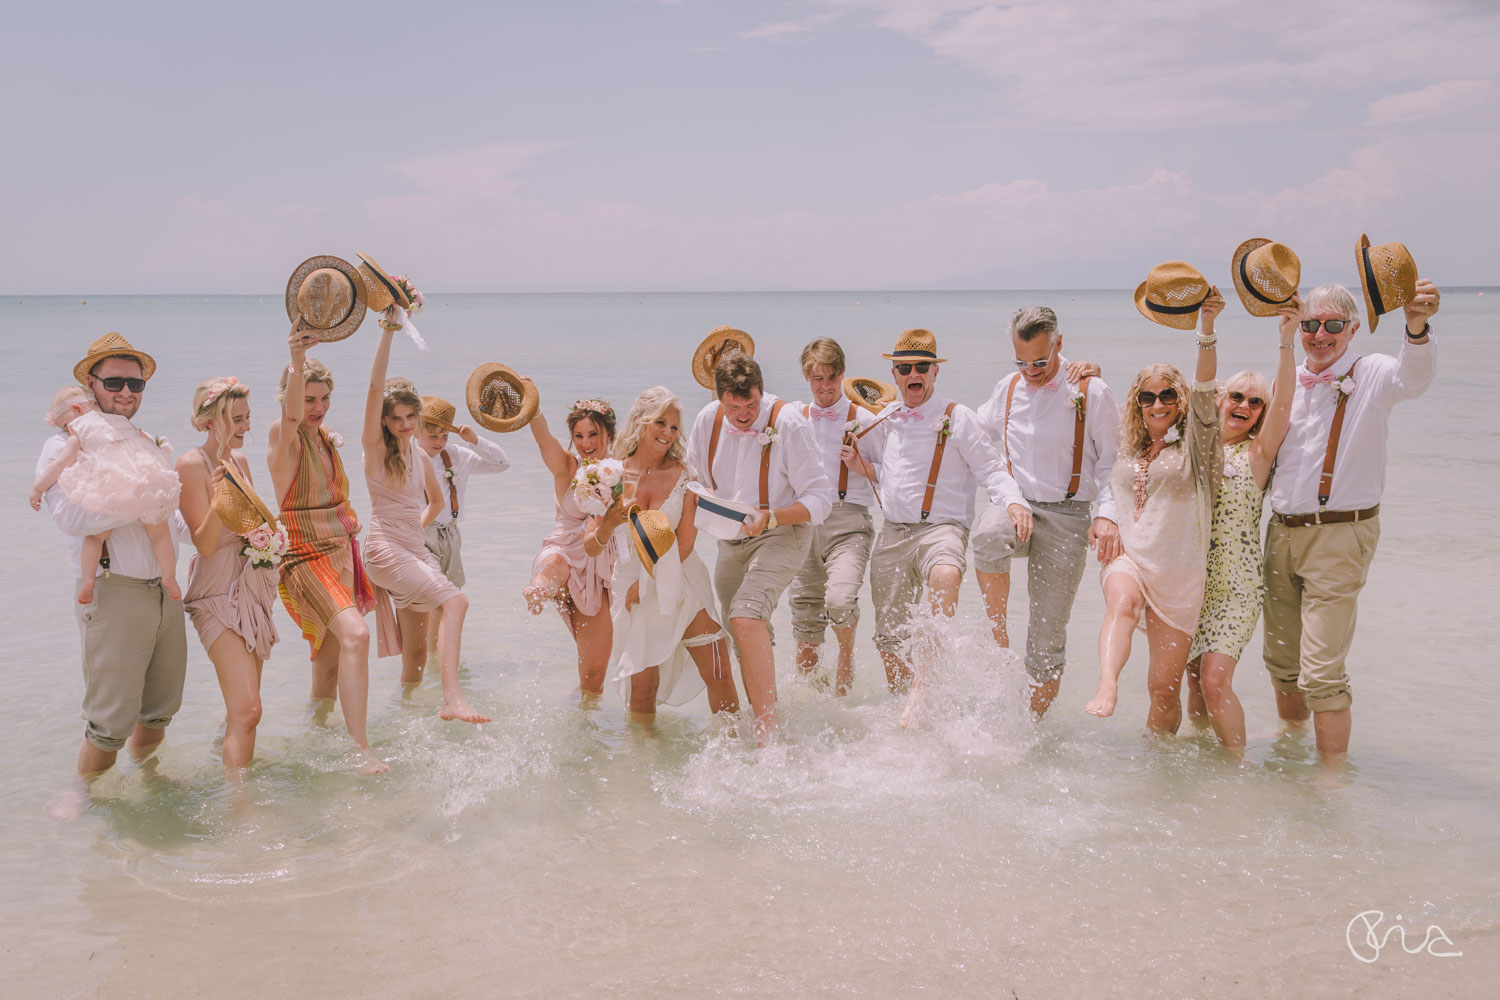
[1300, 319, 1348, 334]
[94, 376, 147, 393]
[894, 362, 933, 375]
[1227, 390, 1265, 408]
[1136, 388, 1180, 406]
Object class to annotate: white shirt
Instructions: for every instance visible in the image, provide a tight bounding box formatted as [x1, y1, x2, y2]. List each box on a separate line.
[855, 393, 1028, 527]
[685, 392, 834, 525]
[786, 398, 879, 508]
[976, 358, 1120, 523]
[1269, 339, 1436, 515]
[37, 429, 188, 581]
[422, 436, 511, 526]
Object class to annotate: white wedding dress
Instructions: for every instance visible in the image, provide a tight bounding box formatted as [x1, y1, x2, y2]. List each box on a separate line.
[609, 473, 728, 707]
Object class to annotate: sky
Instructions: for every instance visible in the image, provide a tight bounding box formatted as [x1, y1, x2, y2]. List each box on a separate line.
[4, 0, 1496, 293]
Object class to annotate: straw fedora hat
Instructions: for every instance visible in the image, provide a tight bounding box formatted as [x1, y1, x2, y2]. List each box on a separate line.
[420, 396, 463, 434]
[1357, 235, 1418, 332]
[1231, 239, 1302, 317]
[212, 460, 279, 534]
[356, 253, 412, 313]
[73, 331, 158, 385]
[691, 326, 756, 390]
[285, 255, 368, 342]
[627, 505, 676, 576]
[843, 376, 897, 414]
[881, 328, 948, 364]
[466, 363, 539, 433]
[1135, 261, 1211, 330]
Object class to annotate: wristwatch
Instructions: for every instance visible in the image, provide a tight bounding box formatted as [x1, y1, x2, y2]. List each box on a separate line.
[765, 511, 779, 532]
[1406, 322, 1431, 341]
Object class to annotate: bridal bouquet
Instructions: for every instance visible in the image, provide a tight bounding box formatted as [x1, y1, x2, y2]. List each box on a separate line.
[571, 458, 625, 516]
[242, 520, 291, 569]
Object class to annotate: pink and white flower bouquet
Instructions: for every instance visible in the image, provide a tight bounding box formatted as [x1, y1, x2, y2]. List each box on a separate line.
[570, 458, 625, 517]
[242, 520, 291, 569]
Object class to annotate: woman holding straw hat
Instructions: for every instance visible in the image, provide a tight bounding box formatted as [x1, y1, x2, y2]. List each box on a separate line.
[522, 393, 619, 698]
[177, 376, 281, 770]
[360, 320, 490, 725]
[585, 387, 741, 716]
[1085, 265, 1223, 732]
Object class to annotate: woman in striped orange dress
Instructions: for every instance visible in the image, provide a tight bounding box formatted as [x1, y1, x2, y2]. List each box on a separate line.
[267, 317, 386, 773]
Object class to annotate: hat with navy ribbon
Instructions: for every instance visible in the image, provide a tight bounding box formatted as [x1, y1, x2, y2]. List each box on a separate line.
[1135, 261, 1211, 330]
[1356, 234, 1418, 333]
[881, 328, 948, 364]
[1231, 239, 1301, 317]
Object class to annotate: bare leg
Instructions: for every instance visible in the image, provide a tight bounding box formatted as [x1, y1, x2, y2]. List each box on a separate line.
[900, 565, 961, 729]
[77, 531, 108, 605]
[1313, 707, 1351, 763]
[435, 593, 489, 724]
[831, 624, 855, 696]
[142, 520, 180, 600]
[323, 607, 386, 773]
[425, 607, 442, 666]
[309, 631, 339, 722]
[525, 555, 571, 615]
[1087, 573, 1145, 717]
[396, 606, 430, 689]
[1143, 609, 1190, 736]
[1030, 676, 1061, 717]
[795, 641, 821, 680]
[1183, 655, 1209, 722]
[1275, 689, 1311, 726]
[207, 631, 265, 770]
[729, 617, 777, 744]
[684, 611, 741, 714]
[627, 667, 661, 716]
[881, 649, 912, 694]
[572, 601, 613, 695]
[1198, 651, 1245, 754]
[974, 568, 1011, 649]
[77, 738, 117, 778]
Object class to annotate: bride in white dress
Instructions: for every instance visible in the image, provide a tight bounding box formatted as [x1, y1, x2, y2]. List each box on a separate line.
[582, 387, 743, 716]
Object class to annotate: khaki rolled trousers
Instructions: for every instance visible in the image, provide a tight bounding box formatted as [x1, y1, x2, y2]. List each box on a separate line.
[74, 574, 188, 752]
[870, 520, 969, 655]
[715, 523, 813, 627]
[1262, 516, 1380, 713]
[790, 502, 874, 645]
[424, 520, 466, 588]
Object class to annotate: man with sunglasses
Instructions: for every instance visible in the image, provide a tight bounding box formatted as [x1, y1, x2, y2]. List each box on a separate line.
[849, 329, 1029, 721]
[973, 307, 1120, 717]
[1262, 279, 1439, 766]
[36, 333, 187, 782]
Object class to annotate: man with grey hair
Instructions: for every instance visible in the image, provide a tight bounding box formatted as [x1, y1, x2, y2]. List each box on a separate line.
[1262, 277, 1439, 766]
[973, 306, 1120, 716]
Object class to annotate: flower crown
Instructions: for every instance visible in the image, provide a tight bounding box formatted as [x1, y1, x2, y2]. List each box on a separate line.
[573, 398, 614, 418]
[385, 378, 419, 399]
[199, 376, 240, 410]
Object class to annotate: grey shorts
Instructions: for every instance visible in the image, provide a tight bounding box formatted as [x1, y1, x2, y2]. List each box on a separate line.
[790, 502, 874, 644]
[74, 574, 188, 752]
[869, 520, 969, 653]
[715, 523, 813, 623]
[424, 520, 466, 588]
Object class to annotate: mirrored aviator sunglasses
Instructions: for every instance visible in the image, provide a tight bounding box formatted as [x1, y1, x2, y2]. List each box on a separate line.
[1300, 319, 1347, 334]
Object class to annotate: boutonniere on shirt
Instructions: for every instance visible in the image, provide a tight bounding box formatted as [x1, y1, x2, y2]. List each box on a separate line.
[327, 431, 344, 448]
[844, 419, 860, 436]
[1163, 424, 1181, 445]
[152, 434, 173, 454]
[756, 425, 780, 447]
[935, 415, 953, 440]
[443, 467, 457, 483]
[1332, 373, 1357, 398]
[1067, 384, 1087, 419]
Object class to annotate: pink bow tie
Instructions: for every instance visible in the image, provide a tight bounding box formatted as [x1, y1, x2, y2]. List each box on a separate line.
[810, 405, 843, 421]
[1025, 380, 1060, 393]
[726, 425, 760, 436]
[889, 408, 924, 422]
[1298, 370, 1338, 389]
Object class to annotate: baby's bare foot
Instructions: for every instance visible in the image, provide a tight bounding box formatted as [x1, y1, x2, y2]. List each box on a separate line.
[1084, 688, 1118, 717]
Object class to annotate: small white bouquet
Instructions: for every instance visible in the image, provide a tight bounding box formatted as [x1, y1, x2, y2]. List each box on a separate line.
[242, 520, 291, 569]
[571, 458, 625, 516]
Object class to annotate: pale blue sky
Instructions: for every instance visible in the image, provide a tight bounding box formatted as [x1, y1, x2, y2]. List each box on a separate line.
[5, 0, 1496, 292]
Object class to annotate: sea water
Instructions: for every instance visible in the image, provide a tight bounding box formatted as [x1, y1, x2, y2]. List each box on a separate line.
[1, 291, 1496, 997]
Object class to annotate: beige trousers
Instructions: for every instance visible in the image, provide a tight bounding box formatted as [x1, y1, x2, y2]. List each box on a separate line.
[74, 573, 188, 751]
[789, 502, 874, 644]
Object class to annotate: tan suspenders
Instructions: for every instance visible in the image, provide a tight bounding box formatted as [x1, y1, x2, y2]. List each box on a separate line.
[804, 401, 855, 500]
[1001, 373, 1090, 499]
[921, 403, 958, 522]
[707, 399, 786, 510]
[439, 448, 459, 517]
[1318, 359, 1359, 508]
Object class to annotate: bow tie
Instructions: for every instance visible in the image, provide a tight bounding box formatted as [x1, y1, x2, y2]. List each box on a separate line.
[725, 424, 761, 436]
[810, 405, 843, 421]
[1298, 370, 1338, 389]
[1025, 380, 1060, 393]
[889, 408, 924, 421]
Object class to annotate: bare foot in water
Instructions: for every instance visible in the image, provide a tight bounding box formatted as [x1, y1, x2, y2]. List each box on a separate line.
[899, 676, 925, 729]
[48, 782, 89, 823]
[1085, 687, 1118, 717]
[77, 577, 95, 605]
[439, 701, 492, 724]
[353, 751, 389, 775]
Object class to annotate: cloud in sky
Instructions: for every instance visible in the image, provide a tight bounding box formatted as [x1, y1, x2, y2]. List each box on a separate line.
[1, 0, 1496, 291]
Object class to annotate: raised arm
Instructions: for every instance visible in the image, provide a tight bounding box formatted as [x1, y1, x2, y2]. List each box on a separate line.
[1249, 297, 1300, 488]
[455, 425, 511, 473]
[362, 323, 397, 458]
[527, 408, 577, 493]
[268, 317, 317, 496]
[1195, 287, 1223, 385]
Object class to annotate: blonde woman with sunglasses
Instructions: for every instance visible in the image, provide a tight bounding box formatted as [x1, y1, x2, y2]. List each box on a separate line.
[1180, 304, 1297, 753]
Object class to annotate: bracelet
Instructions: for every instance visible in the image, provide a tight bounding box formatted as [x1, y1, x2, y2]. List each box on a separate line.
[1197, 336, 1218, 349]
[1279, 343, 1295, 350]
[1406, 322, 1431, 341]
[592, 527, 608, 547]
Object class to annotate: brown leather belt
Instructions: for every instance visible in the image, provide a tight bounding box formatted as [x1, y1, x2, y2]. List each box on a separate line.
[1273, 505, 1379, 528]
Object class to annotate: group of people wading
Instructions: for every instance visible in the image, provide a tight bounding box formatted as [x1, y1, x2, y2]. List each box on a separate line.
[33, 239, 1439, 783]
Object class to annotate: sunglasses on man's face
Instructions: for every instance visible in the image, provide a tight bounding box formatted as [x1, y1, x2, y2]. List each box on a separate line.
[1300, 319, 1348, 335]
[894, 362, 933, 376]
[1136, 388, 1180, 407]
[94, 376, 147, 393]
[1226, 390, 1265, 408]
[1013, 358, 1051, 371]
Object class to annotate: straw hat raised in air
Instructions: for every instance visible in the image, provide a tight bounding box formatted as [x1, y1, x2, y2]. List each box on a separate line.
[420, 396, 463, 434]
[466, 363, 539, 433]
[1135, 261, 1211, 330]
[691, 326, 755, 390]
[212, 460, 279, 534]
[1231, 239, 1302, 317]
[843, 376, 898, 414]
[881, 328, 948, 364]
[356, 252, 412, 313]
[73, 331, 158, 386]
[285, 255, 368, 342]
[628, 506, 676, 576]
[1357, 235, 1419, 332]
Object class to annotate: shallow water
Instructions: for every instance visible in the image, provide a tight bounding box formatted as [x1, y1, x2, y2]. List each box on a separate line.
[2, 291, 1497, 997]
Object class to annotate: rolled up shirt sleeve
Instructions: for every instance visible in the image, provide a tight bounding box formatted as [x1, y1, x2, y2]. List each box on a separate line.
[1390, 333, 1436, 401]
[782, 418, 834, 524]
[465, 435, 512, 474]
[953, 408, 1027, 511]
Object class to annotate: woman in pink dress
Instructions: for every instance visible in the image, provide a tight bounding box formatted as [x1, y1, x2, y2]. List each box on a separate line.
[522, 395, 618, 696]
[361, 322, 489, 724]
[176, 377, 281, 769]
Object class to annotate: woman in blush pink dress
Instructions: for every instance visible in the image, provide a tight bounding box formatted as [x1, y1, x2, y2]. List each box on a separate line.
[523, 394, 619, 697]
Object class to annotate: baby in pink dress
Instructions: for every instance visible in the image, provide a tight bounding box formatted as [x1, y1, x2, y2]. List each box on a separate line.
[31, 386, 182, 603]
